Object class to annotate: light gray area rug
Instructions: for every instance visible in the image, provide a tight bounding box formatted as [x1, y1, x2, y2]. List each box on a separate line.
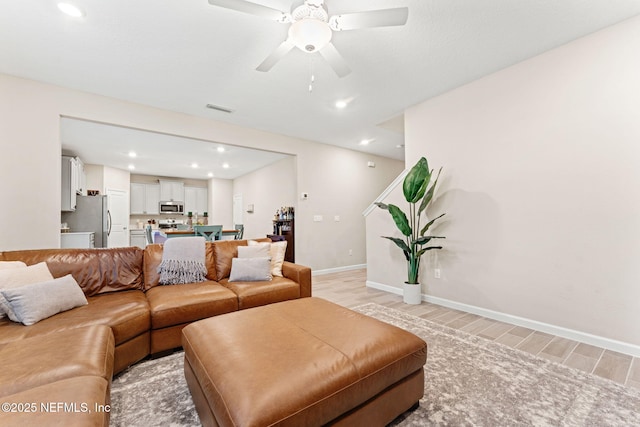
[110, 303, 640, 426]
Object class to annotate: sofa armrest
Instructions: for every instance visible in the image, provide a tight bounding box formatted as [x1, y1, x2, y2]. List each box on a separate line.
[281, 261, 312, 298]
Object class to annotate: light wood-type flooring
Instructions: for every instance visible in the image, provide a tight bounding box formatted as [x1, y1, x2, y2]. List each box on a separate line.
[312, 269, 640, 390]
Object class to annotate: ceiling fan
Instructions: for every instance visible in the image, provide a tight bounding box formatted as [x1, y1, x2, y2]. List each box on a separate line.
[207, 0, 409, 77]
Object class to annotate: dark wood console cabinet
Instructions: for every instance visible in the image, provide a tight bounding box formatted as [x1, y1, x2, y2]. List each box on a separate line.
[268, 219, 294, 263]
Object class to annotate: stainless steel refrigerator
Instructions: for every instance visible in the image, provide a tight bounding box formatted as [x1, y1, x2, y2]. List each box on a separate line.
[61, 195, 110, 248]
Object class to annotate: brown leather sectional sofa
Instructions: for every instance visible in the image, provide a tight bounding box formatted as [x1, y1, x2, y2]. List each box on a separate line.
[0, 239, 311, 426]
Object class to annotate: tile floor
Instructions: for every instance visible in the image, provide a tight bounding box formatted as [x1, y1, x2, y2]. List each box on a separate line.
[312, 269, 640, 390]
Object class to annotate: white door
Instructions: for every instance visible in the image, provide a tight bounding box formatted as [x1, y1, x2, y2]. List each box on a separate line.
[107, 188, 129, 247]
[233, 194, 243, 226]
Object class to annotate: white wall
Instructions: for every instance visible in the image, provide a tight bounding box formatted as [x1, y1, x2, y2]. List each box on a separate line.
[0, 72, 403, 269]
[207, 178, 233, 229]
[84, 164, 104, 195]
[233, 157, 296, 241]
[368, 16, 640, 350]
[103, 166, 130, 194]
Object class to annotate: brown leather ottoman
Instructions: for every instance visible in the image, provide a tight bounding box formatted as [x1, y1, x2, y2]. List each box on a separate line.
[182, 297, 427, 427]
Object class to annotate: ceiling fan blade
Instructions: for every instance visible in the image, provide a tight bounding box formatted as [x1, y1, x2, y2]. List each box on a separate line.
[256, 39, 295, 72]
[319, 43, 351, 78]
[207, 0, 289, 21]
[330, 7, 409, 31]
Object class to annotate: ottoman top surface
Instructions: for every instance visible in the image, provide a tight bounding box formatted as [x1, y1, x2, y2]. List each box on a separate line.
[182, 297, 427, 427]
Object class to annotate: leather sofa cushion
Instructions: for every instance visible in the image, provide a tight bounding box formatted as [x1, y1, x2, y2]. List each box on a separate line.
[211, 240, 248, 281]
[0, 376, 110, 427]
[182, 297, 427, 426]
[219, 277, 301, 310]
[0, 325, 114, 398]
[146, 282, 238, 329]
[0, 247, 144, 296]
[0, 290, 150, 346]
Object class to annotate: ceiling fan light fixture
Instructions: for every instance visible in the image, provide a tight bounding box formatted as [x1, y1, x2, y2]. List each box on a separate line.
[288, 19, 332, 52]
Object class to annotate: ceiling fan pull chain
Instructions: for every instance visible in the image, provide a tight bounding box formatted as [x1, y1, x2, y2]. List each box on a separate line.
[308, 58, 316, 93]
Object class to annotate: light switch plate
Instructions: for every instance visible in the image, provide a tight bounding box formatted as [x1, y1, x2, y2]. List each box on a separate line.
[313, 215, 323, 222]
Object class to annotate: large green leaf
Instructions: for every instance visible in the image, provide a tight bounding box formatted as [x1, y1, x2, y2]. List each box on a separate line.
[374, 202, 389, 210]
[416, 246, 443, 258]
[403, 157, 430, 203]
[418, 167, 442, 215]
[415, 235, 445, 245]
[387, 204, 412, 236]
[419, 213, 446, 236]
[381, 236, 410, 261]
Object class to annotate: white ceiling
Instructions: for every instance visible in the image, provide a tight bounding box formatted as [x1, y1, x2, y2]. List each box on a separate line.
[2, 0, 640, 176]
[61, 117, 291, 180]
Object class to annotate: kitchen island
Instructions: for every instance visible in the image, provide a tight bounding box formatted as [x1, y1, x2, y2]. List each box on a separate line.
[163, 229, 239, 240]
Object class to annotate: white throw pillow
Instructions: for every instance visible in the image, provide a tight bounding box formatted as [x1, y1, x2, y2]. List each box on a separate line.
[0, 261, 27, 270]
[0, 274, 88, 325]
[228, 257, 272, 282]
[248, 240, 287, 277]
[237, 244, 270, 259]
[0, 262, 54, 319]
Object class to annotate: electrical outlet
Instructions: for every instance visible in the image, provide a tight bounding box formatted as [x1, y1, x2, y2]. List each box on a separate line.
[348, 249, 353, 256]
[434, 268, 441, 279]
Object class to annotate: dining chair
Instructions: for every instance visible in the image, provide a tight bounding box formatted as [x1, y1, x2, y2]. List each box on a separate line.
[153, 231, 167, 244]
[234, 224, 244, 240]
[145, 225, 154, 245]
[194, 225, 222, 241]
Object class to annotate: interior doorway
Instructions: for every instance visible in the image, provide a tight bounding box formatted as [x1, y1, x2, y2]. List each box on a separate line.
[233, 194, 243, 226]
[107, 188, 129, 247]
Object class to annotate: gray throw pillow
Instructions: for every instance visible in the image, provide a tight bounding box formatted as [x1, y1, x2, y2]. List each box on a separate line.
[237, 244, 270, 259]
[0, 274, 88, 325]
[228, 257, 272, 282]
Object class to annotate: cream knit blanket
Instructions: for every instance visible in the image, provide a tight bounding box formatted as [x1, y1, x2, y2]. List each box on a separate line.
[158, 237, 207, 285]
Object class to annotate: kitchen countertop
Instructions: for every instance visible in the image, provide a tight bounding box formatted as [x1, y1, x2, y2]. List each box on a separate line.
[60, 231, 95, 235]
[163, 229, 238, 235]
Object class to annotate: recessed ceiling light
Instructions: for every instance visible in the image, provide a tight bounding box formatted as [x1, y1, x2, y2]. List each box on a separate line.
[207, 172, 214, 178]
[360, 139, 375, 146]
[217, 147, 225, 153]
[191, 162, 198, 169]
[335, 100, 348, 109]
[127, 164, 135, 170]
[57, 2, 85, 17]
[396, 144, 405, 149]
[222, 163, 230, 169]
[128, 151, 137, 158]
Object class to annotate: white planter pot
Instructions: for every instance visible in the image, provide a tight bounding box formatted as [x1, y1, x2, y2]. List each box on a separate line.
[403, 282, 422, 305]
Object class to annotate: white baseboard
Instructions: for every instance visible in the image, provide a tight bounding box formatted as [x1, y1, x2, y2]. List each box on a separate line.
[313, 264, 367, 276]
[366, 280, 640, 358]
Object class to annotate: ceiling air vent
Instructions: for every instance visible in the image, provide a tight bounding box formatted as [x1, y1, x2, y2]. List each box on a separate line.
[205, 104, 234, 114]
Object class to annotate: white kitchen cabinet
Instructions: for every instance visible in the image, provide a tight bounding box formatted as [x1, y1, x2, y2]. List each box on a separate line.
[61, 155, 85, 211]
[61, 232, 95, 249]
[184, 186, 208, 216]
[75, 157, 85, 196]
[130, 230, 147, 249]
[145, 184, 160, 214]
[130, 183, 145, 214]
[130, 183, 161, 215]
[159, 180, 184, 202]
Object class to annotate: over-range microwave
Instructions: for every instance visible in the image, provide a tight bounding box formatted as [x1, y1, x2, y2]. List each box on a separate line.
[159, 201, 184, 215]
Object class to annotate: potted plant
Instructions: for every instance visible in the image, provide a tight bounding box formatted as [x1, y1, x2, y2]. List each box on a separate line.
[375, 156, 445, 304]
